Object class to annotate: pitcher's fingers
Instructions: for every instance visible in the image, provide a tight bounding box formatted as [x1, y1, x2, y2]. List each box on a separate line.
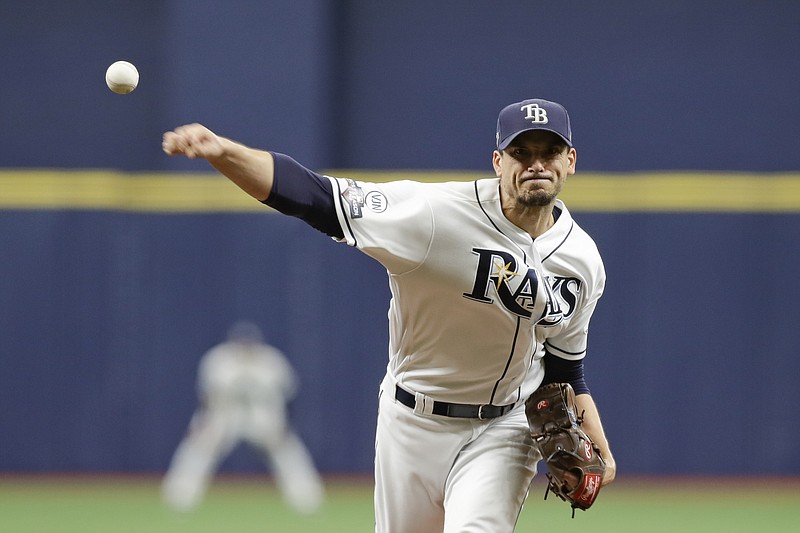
[162, 131, 186, 155]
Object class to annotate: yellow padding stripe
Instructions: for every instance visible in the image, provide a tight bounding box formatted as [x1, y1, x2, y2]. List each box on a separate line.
[0, 171, 260, 212]
[1, 169, 799, 213]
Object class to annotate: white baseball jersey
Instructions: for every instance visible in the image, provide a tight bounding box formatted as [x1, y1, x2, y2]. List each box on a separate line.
[533, 199, 605, 365]
[328, 176, 565, 406]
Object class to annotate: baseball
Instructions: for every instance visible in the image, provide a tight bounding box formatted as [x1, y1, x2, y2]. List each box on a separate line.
[105, 61, 139, 94]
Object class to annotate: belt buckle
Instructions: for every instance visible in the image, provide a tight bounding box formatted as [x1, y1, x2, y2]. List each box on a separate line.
[478, 405, 487, 420]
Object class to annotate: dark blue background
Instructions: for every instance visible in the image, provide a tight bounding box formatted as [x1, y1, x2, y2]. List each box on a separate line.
[1, 1, 798, 172]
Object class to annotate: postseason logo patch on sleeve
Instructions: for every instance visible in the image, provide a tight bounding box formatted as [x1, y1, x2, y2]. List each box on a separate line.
[341, 179, 365, 218]
[341, 179, 389, 218]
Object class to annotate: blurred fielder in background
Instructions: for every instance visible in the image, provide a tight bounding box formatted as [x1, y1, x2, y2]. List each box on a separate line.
[161, 321, 325, 514]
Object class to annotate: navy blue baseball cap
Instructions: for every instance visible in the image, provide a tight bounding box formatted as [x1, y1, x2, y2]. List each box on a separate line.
[496, 98, 573, 150]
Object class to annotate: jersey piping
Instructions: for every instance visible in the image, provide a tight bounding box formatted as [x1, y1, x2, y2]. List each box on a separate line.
[473, 179, 530, 406]
[540, 220, 574, 262]
[330, 177, 357, 246]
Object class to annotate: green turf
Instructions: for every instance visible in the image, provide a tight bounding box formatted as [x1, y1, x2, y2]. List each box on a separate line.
[1, 476, 798, 532]
[0, 477, 372, 533]
[519, 478, 800, 532]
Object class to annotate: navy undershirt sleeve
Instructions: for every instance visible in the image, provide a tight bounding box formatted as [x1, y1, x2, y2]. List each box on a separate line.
[263, 152, 343, 239]
[541, 350, 591, 395]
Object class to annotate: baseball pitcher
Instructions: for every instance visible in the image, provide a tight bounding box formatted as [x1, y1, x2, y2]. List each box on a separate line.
[162, 98, 616, 531]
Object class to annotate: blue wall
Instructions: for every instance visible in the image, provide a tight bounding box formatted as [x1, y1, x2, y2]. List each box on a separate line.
[2, 208, 798, 475]
[0, 211, 389, 473]
[2, 1, 799, 172]
[1, 1, 799, 476]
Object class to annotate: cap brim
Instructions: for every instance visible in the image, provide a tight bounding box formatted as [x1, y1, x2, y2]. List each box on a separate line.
[497, 128, 573, 150]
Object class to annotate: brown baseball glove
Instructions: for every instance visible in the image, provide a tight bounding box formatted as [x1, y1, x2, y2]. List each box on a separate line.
[525, 382, 606, 517]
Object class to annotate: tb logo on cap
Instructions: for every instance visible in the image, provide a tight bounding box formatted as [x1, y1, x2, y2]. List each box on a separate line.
[521, 103, 548, 124]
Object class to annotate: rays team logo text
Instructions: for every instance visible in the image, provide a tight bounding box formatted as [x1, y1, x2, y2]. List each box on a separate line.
[549, 276, 580, 317]
[463, 248, 567, 325]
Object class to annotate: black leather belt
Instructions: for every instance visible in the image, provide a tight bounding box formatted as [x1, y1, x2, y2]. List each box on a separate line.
[394, 385, 514, 420]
